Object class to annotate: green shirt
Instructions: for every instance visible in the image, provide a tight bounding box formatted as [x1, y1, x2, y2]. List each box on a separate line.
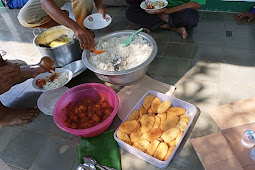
[167, 0, 206, 8]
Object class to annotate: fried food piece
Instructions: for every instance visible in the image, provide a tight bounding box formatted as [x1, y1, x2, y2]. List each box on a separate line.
[127, 109, 140, 121]
[160, 116, 179, 131]
[153, 142, 168, 161]
[130, 127, 143, 143]
[119, 120, 140, 133]
[117, 130, 132, 145]
[140, 133, 150, 141]
[146, 140, 160, 156]
[167, 107, 186, 116]
[157, 101, 171, 114]
[132, 139, 151, 152]
[175, 131, 183, 145]
[143, 94, 155, 110]
[177, 121, 188, 131]
[157, 138, 164, 142]
[166, 139, 176, 147]
[140, 105, 147, 116]
[161, 127, 181, 142]
[152, 116, 161, 129]
[151, 97, 162, 113]
[180, 116, 190, 124]
[148, 108, 154, 116]
[156, 113, 167, 125]
[140, 115, 155, 133]
[163, 145, 175, 161]
[148, 128, 163, 142]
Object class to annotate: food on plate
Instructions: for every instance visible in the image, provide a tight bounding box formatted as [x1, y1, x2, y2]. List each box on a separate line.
[49, 35, 72, 47]
[153, 142, 168, 160]
[145, 1, 165, 10]
[117, 94, 191, 161]
[157, 101, 171, 114]
[119, 120, 140, 133]
[89, 35, 152, 71]
[127, 109, 140, 121]
[36, 72, 69, 90]
[64, 96, 113, 129]
[39, 56, 55, 73]
[140, 115, 155, 133]
[167, 107, 186, 116]
[143, 94, 155, 110]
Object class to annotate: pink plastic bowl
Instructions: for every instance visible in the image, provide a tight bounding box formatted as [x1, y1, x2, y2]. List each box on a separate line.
[53, 83, 119, 137]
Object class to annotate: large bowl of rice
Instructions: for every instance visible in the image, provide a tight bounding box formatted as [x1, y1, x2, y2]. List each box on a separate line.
[82, 30, 157, 85]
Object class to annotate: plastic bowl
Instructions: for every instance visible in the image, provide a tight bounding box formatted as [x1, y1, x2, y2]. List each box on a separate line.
[53, 83, 119, 137]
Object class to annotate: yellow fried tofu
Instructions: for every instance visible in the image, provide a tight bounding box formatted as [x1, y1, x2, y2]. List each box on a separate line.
[161, 127, 181, 142]
[153, 142, 168, 161]
[146, 140, 160, 156]
[148, 128, 163, 142]
[163, 145, 175, 161]
[130, 127, 143, 143]
[167, 107, 186, 116]
[139, 105, 147, 116]
[117, 130, 132, 145]
[140, 115, 155, 133]
[151, 97, 162, 113]
[143, 94, 155, 110]
[127, 109, 140, 121]
[119, 120, 140, 133]
[157, 101, 171, 114]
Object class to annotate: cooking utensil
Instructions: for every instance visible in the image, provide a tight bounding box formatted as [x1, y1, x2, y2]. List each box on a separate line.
[33, 25, 82, 67]
[76, 163, 96, 170]
[83, 157, 116, 170]
[82, 30, 157, 85]
[112, 56, 122, 71]
[90, 47, 106, 55]
[120, 28, 143, 47]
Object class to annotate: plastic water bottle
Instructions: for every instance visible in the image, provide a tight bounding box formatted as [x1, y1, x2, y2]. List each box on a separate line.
[241, 130, 255, 148]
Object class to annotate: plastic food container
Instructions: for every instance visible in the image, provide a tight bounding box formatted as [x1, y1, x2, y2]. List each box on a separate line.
[114, 90, 196, 168]
[53, 83, 119, 137]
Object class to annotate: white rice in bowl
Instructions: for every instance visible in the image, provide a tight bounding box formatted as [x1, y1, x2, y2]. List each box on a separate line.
[89, 35, 153, 71]
[43, 72, 69, 90]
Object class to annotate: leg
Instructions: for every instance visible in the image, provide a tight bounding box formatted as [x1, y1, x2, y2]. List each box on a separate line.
[126, 5, 166, 32]
[168, 8, 199, 39]
[71, 0, 94, 27]
[0, 102, 39, 126]
[17, 0, 67, 28]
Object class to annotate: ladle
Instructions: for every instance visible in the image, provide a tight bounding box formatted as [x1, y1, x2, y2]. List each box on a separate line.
[76, 163, 96, 170]
[83, 156, 116, 170]
[90, 47, 107, 55]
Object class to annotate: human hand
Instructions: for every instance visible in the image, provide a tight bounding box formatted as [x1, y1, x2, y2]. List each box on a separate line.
[236, 12, 255, 22]
[146, 8, 168, 15]
[97, 8, 107, 19]
[0, 64, 20, 94]
[74, 27, 95, 49]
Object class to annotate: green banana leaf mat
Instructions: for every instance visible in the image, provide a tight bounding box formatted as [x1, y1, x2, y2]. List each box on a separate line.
[76, 129, 121, 170]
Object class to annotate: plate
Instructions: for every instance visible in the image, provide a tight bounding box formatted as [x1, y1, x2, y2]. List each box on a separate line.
[140, 0, 168, 13]
[63, 60, 87, 78]
[83, 13, 112, 30]
[32, 68, 73, 91]
[37, 86, 70, 116]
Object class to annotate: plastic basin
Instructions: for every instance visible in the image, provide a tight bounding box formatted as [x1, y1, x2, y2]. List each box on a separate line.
[53, 83, 119, 137]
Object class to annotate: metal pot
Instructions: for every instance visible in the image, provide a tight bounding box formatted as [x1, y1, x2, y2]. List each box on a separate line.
[82, 30, 157, 86]
[33, 25, 82, 67]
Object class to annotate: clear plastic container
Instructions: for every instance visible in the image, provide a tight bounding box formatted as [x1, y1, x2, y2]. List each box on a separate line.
[241, 130, 255, 148]
[114, 90, 196, 169]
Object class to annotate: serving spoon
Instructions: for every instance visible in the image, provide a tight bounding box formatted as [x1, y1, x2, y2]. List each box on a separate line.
[90, 47, 107, 55]
[120, 28, 143, 47]
[83, 156, 116, 170]
[22, 56, 55, 73]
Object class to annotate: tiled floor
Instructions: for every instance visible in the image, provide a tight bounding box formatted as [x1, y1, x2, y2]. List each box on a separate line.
[1, 4, 255, 170]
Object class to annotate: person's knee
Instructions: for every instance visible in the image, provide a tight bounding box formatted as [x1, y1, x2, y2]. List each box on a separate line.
[125, 5, 140, 20]
[182, 8, 199, 28]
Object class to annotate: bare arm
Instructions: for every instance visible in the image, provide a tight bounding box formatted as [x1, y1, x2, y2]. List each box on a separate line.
[40, 0, 95, 49]
[148, 2, 202, 15]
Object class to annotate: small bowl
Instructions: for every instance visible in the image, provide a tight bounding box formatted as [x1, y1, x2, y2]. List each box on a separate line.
[53, 83, 119, 137]
[32, 68, 73, 91]
[140, 0, 168, 13]
[83, 13, 112, 30]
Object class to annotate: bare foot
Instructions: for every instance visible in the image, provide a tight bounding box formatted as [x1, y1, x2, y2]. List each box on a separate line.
[0, 105, 39, 126]
[171, 27, 188, 39]
[143, 28, 151, 33]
